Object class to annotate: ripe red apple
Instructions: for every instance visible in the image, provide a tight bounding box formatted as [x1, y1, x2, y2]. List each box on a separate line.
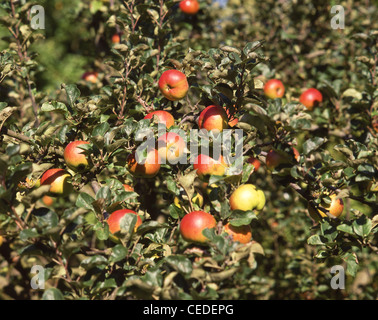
[127, 149, 161, 178]
[223, 223, 252, 244]
[81, 71, 98, 83]
[157, 132, 186, 164]
[179, 0, 200, 15]
[40, 168, 72, 197]
[193, 154, 228, 180]
[229, 184, 265, 213]
[299, 88, 323, 111]
[112, 33, 121, 44]
[144, 110, 175, 129]
[107, 209, 142, 234]
[247, 156, 261, 171]
[264, 79, 285, 99]
[265, 149, 285, 170]
[64, 140, 91, 172]
[158, 70, 189, 101]
[198, 105, 229, 132]
[179, 210, 216, 243]
[308, 194, 344, 221]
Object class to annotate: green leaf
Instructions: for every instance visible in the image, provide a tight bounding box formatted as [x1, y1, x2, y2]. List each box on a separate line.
[119, 213, 137, 234]
[75, 192, 95, 211]
[92, 122, 110, 137]
[229, 210, 257, 227]
[241, 163, 254, 183]
[6, 144, 20, 156]
[220, 200, 231, 220]
[165, 255, 193, 275]
[81, 255, 108, 270]
[342, 253, 359, 277]
[20, 228, 39, 241]
[109, 244, 127, 263]
[41, 101, 68, 115]
[33, 208, 59, 230]
[42, 288, 64, 300]
[96, 186, 112, 201]
[65, 84, 80, 107]
[307, 235, 326, 245]
[302, 137, 326, 154]
[166, 176, 180, 195]
[352, 215, 372, 238]
[337, 223, 354, 235]
[169, 203, 183, 219]
[178, 170, 197, 191]
[94, 221, 109, 241]
[137, 220, 166, 234]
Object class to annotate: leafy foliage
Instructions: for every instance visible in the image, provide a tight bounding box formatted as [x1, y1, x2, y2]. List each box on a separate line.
[0, 0, 377, 300]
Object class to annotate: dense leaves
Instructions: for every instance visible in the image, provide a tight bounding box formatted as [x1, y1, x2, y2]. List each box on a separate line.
[0, 0, 377, 300]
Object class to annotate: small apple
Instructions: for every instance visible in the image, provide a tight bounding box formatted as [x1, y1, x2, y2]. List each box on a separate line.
[265, 149, 285, 170]
[64, 140, 91, 172]
[81, 71, 98, 83]
[0, 235, 3, 247]
[299, 88, 323, 111]
[229, 184, 265, 213]
[158, 70, 189, 101]
[247, 156, 261, 172]
[198, 105, 229, 132]
[179, 210, 216, 243]
[112, 33, 121, 44]
[107, 209, 142, 234]
[41, 195, 55, 207]
[193, 154, 228, 180]
[308, 194, 344, 221]
[40, 168, 72, 197]
[223, 223, 252, 244]
[157, 132, 186, 164]
[123, 184, 134, 192]
[179, 0, 200, 15]
[264, 79, 285, 99]
[144, 110, 175, 129]
[127, 149, 161, 178]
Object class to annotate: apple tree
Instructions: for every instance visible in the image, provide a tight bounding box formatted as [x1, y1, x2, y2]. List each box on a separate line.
[0, 0, 377, 300]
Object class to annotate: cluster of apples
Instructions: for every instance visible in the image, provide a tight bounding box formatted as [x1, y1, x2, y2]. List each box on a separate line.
[35, 140, 92, 202]
[123, 68, 265, 245]
[263, 78, 344, 220]
[179, 183, 266, 245]
[263, 78, 323, 111]
[27, 140, 141, 240]
[126, 69, 239, 180]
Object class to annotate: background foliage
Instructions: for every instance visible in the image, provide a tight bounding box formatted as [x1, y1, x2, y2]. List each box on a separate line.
[0, 0, 377, 300]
